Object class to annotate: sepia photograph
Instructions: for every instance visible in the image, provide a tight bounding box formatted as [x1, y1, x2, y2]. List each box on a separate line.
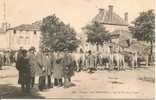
[0, 0, 155, 99]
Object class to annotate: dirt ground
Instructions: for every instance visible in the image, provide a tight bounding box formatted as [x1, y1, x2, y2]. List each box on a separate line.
[0, 65, 155, 99]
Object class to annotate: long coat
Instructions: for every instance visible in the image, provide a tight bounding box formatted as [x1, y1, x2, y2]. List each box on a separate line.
[62, 54, 75, 78]
[19, 56, 31, 85]
[86, 54, 95, 69]
[35, 52, 52, 76]
[27, 52, 37, 77]
[35, 52, 43, 76]
[16, 50, 23, 71]
[44, 54, 53, 76]
[53, 56, 64, 79]
[0, 54, 3, 68]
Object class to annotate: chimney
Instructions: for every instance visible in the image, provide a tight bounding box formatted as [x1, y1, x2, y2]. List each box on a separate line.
[108, 5, 113, 21]
[124, 12, 128, 23]
[108, 5, 113, 13]
[99, 8, 104, 12]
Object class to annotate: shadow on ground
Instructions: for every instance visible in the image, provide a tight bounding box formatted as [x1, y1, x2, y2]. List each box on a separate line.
[139, 77, 155, 83]
[0, 84, 45, 99]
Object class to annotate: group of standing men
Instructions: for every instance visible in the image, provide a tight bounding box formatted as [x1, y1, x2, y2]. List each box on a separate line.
[0, 50, 15, 70]
[15, 47, 75, 94]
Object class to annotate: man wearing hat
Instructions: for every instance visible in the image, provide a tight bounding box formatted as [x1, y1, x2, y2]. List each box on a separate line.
[86, 50, 96, 73]
[62, 49, 75, 88]
[44, 48, 53, 89]
[53, 51, 64, 87]
[16, 47, 24, 84]
[36, 48, 53, 91]
[27, 47, 36, 88]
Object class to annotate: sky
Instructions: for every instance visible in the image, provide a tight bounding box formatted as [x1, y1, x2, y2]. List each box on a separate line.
[0, 0, 155, 32]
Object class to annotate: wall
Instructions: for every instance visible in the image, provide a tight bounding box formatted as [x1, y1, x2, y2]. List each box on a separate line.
[0, 32, 9, 50]
[7, 30, 41, 51]
[104, 24, 128, 32]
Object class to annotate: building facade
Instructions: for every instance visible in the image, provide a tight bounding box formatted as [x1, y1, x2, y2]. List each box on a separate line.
[79, 5, 132, 52]
[7, 21, 41, 51]
[0, 21, 41, 51]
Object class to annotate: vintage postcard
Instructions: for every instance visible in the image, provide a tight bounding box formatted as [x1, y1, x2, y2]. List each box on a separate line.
[0, 0, 155, 99]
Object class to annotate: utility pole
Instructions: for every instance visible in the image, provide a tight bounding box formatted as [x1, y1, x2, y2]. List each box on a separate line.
[2, 0, 9, 32]
[2, 0, 11, 50]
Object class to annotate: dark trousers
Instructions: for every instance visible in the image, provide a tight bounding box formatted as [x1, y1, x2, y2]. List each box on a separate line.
[21, 82, 31, 93]
[31, 77, 35, 88]
[0, 65, 2, 70]
[39, 75, 52, 91]
[39, 76, 46, 91]
[47, 75, 52, 88]
[54, 78, 63, 86]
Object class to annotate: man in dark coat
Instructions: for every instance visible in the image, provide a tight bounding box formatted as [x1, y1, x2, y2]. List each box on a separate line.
[0, 53, 3, 70]
[17, 49, 32, 93]
[16, 47, 24, 84]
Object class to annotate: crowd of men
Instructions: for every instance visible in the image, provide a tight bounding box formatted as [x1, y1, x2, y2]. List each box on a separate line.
[0, 50, 16, 70]
[0, 44, 146, 94]
[15, 47, 77, 93]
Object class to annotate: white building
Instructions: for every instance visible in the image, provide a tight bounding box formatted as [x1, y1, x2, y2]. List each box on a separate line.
[0, 21, 41, 51]
[7, 21, 41, 51]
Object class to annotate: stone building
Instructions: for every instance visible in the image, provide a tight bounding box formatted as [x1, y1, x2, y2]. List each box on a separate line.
[7, 21, 41, 51]
[0, 21, 41, 51]
[0, 28, 9, 50]
[79, 5, 132, 52]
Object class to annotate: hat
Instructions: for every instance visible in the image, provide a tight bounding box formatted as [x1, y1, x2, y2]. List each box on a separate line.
[43, 48, 50, 52]
[29, 47, 36, 51]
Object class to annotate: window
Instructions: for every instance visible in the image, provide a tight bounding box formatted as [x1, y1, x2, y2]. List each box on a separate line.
[34, 30, 37, 35]
[17, 36, 23, 45]
[25, 37, 30, 45]
[13, 30, 16, 34]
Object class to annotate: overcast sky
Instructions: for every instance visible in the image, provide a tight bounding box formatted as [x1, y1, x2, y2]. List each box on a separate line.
[0, 0, 154, 32]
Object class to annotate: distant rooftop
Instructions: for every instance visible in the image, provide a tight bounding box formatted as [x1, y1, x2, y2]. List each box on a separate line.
[8, 20, 42, 31]
[92, 5, 128, 26]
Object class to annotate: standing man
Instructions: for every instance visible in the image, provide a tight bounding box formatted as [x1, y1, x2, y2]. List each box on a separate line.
[16, 47, 24, 84]
[63, 49, 75, 88]
[20, 50, 32, 93]
[27, 47, 37, 88]
[53, 52, 64, 87]
[36, 48, 53, 91]
[86, 50, 96, 73]
[44, 49, 53, 88]
[0, 52, 3, 70]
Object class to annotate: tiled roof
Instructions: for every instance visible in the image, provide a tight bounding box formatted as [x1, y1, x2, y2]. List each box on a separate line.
[8, 21, 42, 31]
[92, 9, 128, 26]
